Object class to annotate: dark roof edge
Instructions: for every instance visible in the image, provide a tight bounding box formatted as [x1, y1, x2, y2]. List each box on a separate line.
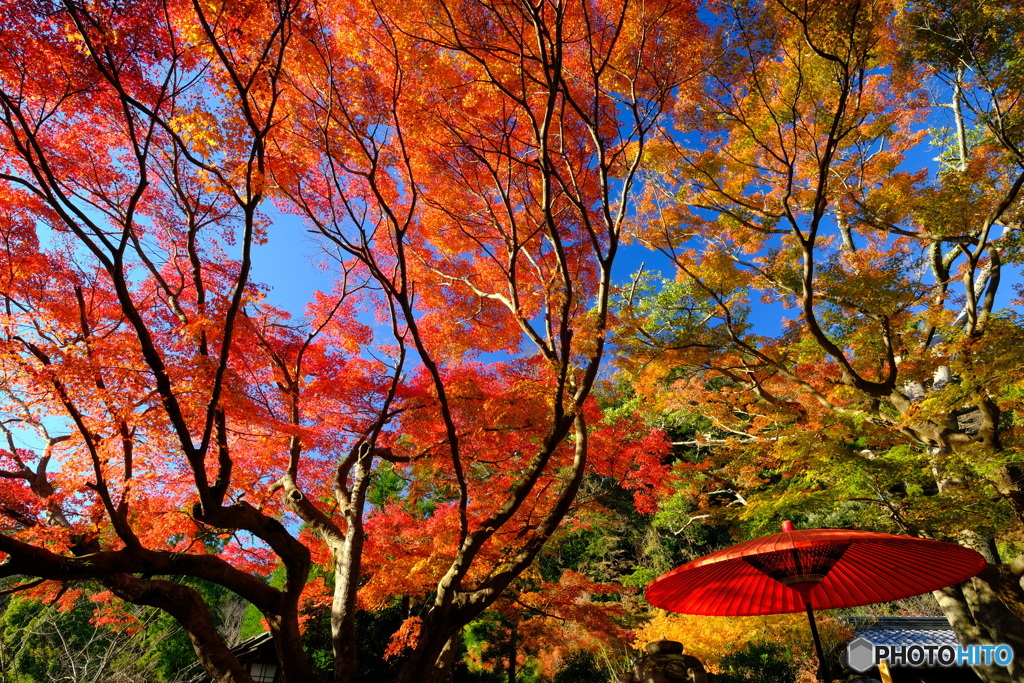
[842, 616, 952, 631]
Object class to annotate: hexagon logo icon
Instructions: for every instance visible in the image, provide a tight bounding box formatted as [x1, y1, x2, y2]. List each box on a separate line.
[847, 637, 876, 672]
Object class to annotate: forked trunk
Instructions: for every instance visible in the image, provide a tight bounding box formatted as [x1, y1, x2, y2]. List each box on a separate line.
[393, 609, 463, 683]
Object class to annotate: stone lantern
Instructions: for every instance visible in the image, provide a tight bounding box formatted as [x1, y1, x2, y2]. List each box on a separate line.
[618, 639, 710, 683]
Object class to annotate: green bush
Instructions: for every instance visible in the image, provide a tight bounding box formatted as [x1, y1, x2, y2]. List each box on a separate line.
[554, 650, 608, 683]
[716, 641, 796, 683]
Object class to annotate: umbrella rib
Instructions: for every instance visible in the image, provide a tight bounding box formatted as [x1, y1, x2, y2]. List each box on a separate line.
[648, 528, 985, 616]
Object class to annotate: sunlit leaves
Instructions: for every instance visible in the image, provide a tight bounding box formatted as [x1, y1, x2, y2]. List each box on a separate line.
[615, 0, 1024, 578]
[632, 611, 852, 675]
[0, 0, 712, 677]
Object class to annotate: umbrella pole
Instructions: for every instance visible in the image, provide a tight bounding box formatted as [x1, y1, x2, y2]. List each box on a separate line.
[804, 602, 833, 683]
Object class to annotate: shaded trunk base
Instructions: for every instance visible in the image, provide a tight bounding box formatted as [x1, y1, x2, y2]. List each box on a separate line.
[394, 616, 462, 683]
[935, 569, 1024, 683]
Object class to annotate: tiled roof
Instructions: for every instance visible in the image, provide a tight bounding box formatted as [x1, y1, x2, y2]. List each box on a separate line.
[856, 628, 961, 648]
[844, 616, 951, 631]
[844, 616, 963, 649]
[232, 632, 275, 659]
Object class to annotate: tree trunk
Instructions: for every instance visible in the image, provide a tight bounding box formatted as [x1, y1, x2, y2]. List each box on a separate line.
[104, 575, 255, 683]
[332, 446, 373, 683]
[266, 612, 322, 683]
[508, 621, 518, 683]
[393, 609, 463, 683]
[331, 535, 363, 683]
[935, 578, 1024, 683]
[933, 534, 1024, 683]
[992, 464, 1024, 527]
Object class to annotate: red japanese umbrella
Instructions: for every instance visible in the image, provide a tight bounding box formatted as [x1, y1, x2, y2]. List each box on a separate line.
[646, 521, 986, 682]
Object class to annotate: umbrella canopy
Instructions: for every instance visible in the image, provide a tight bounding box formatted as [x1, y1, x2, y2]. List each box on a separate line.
[647, 521, 987, 616]
[645, 521, 987, 682]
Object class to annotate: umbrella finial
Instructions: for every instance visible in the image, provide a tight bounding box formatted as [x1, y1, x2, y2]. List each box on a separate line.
[781, 520, 795, 532]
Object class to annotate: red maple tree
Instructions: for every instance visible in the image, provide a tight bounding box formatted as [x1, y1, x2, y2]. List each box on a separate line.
[0, 0, 704, 680]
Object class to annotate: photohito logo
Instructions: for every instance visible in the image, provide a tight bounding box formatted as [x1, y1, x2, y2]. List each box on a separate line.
[847, 637, 1014, 672]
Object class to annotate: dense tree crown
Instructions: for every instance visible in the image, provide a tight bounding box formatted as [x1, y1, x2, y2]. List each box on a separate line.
[617, 1, 1024, 682]
[0, 0, 702, 680]
[0, 0, 1023, 681]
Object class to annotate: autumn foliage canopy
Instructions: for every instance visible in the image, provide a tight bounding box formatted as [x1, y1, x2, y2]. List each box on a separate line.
[616, 1, 1024, 679]
[6, 0, 1023, 680]
[0, 0, 704, 680]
